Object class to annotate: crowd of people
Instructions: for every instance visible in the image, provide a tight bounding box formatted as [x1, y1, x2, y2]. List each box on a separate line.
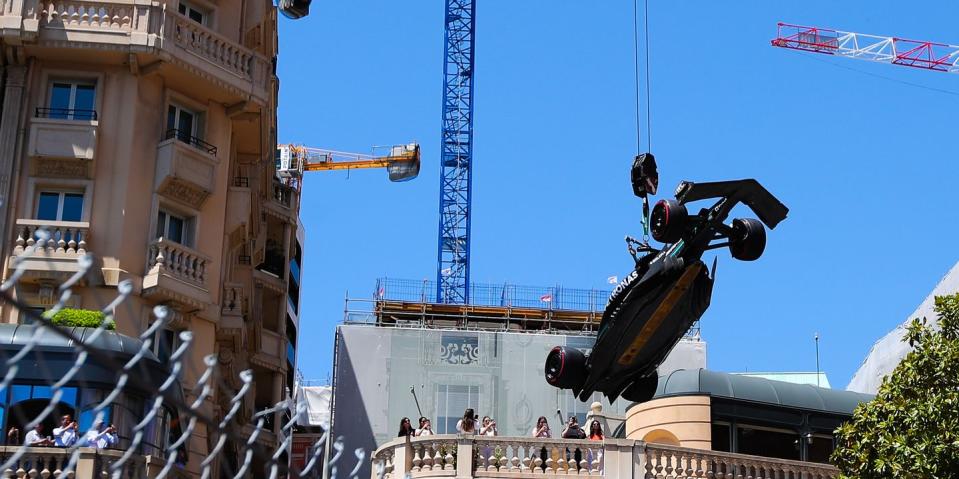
[5, 415, 118, 449]
[397, 408, 605, 440]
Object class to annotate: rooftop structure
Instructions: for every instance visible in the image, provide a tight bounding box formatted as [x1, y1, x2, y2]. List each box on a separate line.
[732, 371, 832, 389]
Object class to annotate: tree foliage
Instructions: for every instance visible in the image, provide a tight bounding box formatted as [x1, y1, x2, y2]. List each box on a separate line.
[832, 293, 959, 478]
[44, 308, 115, 330]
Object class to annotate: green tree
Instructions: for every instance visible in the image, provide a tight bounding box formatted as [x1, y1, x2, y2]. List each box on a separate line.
[832, 293, 959, 478]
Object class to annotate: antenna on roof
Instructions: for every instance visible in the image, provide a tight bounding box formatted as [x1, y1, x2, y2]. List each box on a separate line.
[814, 332, 821, 387]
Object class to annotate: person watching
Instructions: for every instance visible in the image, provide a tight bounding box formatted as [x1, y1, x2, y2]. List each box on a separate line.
[416, 417, 434, 436]
[397, 417, 415, 438]
[455, 408, 477, 434]
[83, 421, 118, 449]
[24, 423, 52, 447]
[588, 420, 604, 441]
[53, 415, 78, 447]
[531, 416, 551, 438]
[6, 426, 19, 445]
[480, 416, 498, 436]
[561, 416, 586, 439]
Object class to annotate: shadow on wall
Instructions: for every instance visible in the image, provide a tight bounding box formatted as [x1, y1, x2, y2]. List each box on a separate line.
[643, 429, 681, 446]
[330, 334, 376, 479]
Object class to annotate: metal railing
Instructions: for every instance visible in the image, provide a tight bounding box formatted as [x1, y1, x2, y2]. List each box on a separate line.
[163, 129, 218, 156]
[35, 107, 98, 121]
[375, 278, 611, 312]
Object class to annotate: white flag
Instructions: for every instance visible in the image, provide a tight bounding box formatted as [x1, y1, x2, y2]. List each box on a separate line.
[607, 276, 618, 284]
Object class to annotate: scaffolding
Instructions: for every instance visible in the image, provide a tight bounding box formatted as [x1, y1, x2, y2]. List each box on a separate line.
[341, 278, 702, 337]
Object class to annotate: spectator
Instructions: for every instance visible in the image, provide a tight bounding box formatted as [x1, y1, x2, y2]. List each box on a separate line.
[562, 416, 586, 439]
[83, 421, 118, 449]
[53, 415, 78, 447]
[479, 416, 498, 436]
[588, 420, 604, 441]
[6, 426, 19, 445]
[23, 423, 52, 447]
[397, 417, 415, 438]
[455, 408, 476, 434]
[531, 416, 551, 438]
[416, 417, 434, 437]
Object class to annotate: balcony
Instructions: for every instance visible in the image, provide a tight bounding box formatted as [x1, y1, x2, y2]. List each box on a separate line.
[264, 181, 298, 222]
[142, 238, 211, 309]
[27, 109, 99, 166]
[371, 435, 839, 479]
[1, 0, 272, 105]
[9, 219, 90, 281]
[251, 327, 284, 371]
[154, 132, 218, 209]
[0, 446, 186, 479]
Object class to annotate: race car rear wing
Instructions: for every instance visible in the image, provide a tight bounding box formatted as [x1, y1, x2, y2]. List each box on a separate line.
[674, 179, 789, 229]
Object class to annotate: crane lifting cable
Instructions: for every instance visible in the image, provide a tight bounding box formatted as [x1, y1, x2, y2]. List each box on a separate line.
[632, 0, 655, 242]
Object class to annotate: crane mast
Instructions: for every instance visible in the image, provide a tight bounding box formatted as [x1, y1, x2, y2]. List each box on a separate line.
[772, 23, 959, 73]
[436, 0, 476, 304]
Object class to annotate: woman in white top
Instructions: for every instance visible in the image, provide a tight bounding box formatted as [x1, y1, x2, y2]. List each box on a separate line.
[531, 416, 551, 437]
[416, 417, 434, 436]
[479, 416, 498, 436]
[455, 408, 477, 434]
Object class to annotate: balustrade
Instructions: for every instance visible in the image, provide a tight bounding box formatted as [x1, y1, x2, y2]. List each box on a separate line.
[147, 238, 209, 286]
[13, 219, 89, 256]
[641, 443, 837, 479]
[371, 436, 838, 479]
[170, 14, 256, 80]
[39, 1, 133, 30]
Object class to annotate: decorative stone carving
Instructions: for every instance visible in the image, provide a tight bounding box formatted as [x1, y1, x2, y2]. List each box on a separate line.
[440, 334, 480, 365]
[33, 158, 90, 178]
[158, 177, 211, 209]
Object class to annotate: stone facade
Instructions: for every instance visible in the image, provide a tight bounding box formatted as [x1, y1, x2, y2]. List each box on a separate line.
[0, 0, 300, 475]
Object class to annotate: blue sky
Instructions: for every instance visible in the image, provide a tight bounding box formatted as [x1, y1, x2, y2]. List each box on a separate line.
[277, 1, 959, 388]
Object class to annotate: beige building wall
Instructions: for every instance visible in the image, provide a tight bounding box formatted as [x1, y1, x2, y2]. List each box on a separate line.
[624, 395, 712, 450]
[0, 0, 298, 475]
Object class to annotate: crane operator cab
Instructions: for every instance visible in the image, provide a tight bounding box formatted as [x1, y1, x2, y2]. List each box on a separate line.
[278, 0, 311, 19]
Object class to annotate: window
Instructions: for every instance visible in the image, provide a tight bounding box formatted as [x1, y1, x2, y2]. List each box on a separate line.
[19, 307, 46, 325]
[735, 424, 800, 461]
[156, 209, 195, 247]
[166, 104, 200, 143]
[153, 329, 179, 364]
[177, 1, 207, 24]
[46, 81, 96, 120]
[807, 434, 834, 463]
[434, 384, 479, 434]
[36, 191, 84, 222]
[711, 423, 731, 452]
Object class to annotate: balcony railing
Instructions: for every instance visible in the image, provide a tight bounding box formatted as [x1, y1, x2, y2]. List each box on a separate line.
[35, 107, 98, 121]
[272, 181, 293, 208]
[163, 129, 217, 156]
[147, 238, 210, 286]
[12, 219, 89, 256]
[371, 435, 838, 479]
[0, 446, 150, 478]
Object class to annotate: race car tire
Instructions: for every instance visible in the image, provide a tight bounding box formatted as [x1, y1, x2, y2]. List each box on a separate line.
[729, 218, 766, 261]
[622, 374, 659, 403]
[545, 346, 587, 390]
[650, 199, 688, 244]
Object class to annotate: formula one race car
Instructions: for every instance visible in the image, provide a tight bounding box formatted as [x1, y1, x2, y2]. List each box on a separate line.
[545, 154, 789, 403]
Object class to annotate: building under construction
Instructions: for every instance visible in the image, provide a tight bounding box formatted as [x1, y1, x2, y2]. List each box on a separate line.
[329, 278, 707, 479]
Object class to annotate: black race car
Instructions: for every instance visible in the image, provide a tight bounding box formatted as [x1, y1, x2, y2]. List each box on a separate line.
[545, 154, 789, 403]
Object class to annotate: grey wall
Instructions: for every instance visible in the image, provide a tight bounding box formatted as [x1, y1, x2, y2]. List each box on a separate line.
[330, 325, 707, 479]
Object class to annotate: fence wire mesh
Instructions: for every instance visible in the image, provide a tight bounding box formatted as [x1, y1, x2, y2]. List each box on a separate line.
[0, 227, 365, 479]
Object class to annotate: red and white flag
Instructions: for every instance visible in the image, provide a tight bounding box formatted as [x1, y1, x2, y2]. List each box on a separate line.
[607, 276, 618, 284]
[540, 293, 553, 303]
[377, 287, 385, 298]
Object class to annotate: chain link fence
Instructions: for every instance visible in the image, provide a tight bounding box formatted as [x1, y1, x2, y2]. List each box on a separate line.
[0, 227, 369, 479]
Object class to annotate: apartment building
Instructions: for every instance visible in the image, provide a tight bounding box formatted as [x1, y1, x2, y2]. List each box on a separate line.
[0, 0, 301, 475]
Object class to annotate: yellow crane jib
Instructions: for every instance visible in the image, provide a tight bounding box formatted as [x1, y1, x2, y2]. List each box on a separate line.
[275, 143, 421, 182]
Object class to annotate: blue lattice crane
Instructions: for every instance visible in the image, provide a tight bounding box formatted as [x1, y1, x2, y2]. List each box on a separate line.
[436, 0, 476, 304]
